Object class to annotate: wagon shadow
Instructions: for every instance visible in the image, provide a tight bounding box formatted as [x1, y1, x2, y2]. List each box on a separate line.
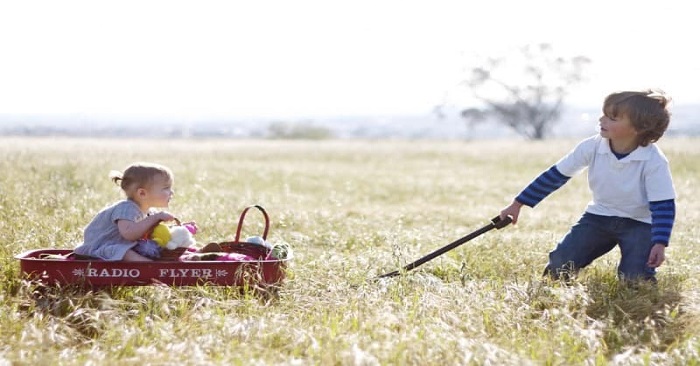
[16, 277, 282, 340]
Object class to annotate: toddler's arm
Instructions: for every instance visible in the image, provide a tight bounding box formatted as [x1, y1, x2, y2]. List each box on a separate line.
[117, 211, 175, 241]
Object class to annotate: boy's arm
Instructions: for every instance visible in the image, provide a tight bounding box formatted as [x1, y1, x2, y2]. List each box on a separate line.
[647, 199, 675, 268]
[501, 166, 570, 224]
[515, 165, 571, 207]
[650, 199, 676, 246]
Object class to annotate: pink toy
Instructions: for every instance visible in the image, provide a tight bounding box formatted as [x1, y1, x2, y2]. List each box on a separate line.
[182, 222, 198, 235]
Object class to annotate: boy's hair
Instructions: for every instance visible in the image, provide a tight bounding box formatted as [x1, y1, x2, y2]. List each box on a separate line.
[109, 162, 173, 199]
[603, 89, 671, 146]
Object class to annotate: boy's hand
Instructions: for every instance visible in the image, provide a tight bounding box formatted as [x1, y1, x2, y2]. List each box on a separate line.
[647, 243, 666, 268]
[500, 200, 523, 224]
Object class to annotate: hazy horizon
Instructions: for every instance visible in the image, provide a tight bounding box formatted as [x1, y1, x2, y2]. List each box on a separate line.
[2, 0, 698, 120]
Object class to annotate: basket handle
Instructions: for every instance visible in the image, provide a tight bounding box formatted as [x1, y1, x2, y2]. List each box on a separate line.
[234, 205, 270, 241]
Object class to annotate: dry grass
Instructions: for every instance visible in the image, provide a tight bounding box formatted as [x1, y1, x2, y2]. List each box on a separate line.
[1, 136, 699, 365]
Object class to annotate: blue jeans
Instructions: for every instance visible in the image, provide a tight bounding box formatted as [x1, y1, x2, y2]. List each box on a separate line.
[545, 212, 656, 281]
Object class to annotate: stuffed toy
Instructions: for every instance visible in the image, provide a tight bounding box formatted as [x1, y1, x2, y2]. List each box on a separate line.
[165, 223, 197, 250]
[133, 239, 161, 259]
[149, 221, 198, 250]
[247, 236, 292, 260]
[150, 222, 172, 246]
[134, 221, 197, 259]
[269, 242, 292, 260]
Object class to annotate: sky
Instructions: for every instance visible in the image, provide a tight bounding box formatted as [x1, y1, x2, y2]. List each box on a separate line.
[1, 0, 698, 120]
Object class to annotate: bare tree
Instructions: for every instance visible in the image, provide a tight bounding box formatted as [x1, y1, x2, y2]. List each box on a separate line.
[461, 44, 590, 139]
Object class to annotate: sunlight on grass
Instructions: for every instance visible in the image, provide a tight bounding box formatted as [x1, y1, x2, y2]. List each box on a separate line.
[1, 136, 699, 364]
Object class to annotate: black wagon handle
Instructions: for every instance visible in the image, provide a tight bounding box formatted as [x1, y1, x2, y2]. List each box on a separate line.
[492, 214, 512, 229]
[234, 205, 270, 241]
[377, 215, 513, 278]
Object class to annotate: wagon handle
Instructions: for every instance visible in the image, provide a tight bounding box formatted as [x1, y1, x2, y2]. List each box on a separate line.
[377, 215, 512, 278]
[234, 205, 270, 241]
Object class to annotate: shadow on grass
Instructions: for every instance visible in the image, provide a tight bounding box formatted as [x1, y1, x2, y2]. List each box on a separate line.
[423, 264, 693, 358]
[13, 279, 282, 341]
[581, 273, 689, 356]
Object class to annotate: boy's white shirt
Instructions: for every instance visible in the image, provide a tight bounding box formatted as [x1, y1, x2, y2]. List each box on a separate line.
[555, 134, 676, 224]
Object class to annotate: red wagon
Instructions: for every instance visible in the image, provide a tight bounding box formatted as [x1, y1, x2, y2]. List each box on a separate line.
[15, 205, 291, 288]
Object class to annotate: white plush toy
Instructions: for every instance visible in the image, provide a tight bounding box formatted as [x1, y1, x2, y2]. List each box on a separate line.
[166, 225, 197, 250]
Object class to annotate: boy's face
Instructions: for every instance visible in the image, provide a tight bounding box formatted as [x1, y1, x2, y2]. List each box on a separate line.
[599, 111, 638, 142]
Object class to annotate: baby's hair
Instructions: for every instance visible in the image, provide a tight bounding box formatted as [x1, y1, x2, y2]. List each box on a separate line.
[109, 162, 173, 199]
[603, 89, 671, 146]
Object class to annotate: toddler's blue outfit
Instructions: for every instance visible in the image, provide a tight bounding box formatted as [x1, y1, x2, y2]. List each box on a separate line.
[75, 200, 147, 261]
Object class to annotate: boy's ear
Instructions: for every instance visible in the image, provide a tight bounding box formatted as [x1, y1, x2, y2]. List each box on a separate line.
[137, 187, 147, 198]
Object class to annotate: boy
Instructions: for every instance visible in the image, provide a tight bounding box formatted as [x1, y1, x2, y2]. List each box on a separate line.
[500, 90, 676, 281]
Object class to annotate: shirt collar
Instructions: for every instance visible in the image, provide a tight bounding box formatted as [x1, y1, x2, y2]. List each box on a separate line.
[598, 137, 652, 161]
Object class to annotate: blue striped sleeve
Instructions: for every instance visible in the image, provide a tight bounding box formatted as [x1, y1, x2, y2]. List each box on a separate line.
[515, 166, 570, 207]
[650, 199, 675, 246]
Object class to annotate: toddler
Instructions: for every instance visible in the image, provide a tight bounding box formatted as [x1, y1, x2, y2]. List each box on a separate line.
[74, 162, 176, 261]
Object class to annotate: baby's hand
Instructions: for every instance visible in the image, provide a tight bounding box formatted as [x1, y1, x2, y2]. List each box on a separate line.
[157, 211, 176, 222]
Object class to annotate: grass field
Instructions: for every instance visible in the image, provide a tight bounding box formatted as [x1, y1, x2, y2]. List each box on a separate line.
[1, 136, 699, 365]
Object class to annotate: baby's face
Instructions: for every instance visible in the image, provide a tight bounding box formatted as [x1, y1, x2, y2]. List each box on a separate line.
[146, 174, 174, 208]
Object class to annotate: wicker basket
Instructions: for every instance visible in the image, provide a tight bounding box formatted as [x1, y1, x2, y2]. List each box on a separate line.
[158, 247, 188, 261]
[157, 205, 271, 261]
[216, 205, 272, 259]
[218, 241, 269, 259]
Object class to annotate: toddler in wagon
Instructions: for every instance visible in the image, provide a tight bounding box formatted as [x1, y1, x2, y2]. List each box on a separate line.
[74, 162, 176, 261]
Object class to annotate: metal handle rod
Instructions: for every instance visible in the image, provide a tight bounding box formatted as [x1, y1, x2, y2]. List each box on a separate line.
[378, 215, 512, 278]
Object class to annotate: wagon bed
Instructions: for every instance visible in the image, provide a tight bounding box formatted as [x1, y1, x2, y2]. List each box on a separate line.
[16, 248, 289, 287]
